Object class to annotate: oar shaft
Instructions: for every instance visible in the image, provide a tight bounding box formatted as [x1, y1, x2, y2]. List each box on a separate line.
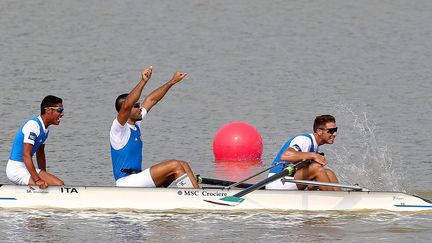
[205, 160, 313, 206]
[225, 162, 282, 189]
[232, 160, 311, 198]
[233, 169, 290, 197]
[199, 177, 253, 188]
[282, 178, 364, 191]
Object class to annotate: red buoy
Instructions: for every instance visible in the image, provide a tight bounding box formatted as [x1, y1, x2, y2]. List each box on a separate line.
[213, 122, 263, 161]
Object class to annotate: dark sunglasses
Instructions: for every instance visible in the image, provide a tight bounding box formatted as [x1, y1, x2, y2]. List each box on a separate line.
[319, 127, 338, 134]
[46, 107, 64, 113]
[133, 102, 140, 108]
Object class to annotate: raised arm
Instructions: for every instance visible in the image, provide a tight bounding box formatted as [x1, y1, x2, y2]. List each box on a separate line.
[141, 71, 187, 112]
[117, 66, 153, 125]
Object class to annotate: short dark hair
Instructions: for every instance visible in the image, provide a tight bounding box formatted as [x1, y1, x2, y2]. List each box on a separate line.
[313, 115, 336, 131]
[115, 93, 129, 112]
[41, 95, 63, 114]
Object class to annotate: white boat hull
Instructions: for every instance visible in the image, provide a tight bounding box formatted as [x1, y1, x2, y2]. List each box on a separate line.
[0, 185, 431, 211]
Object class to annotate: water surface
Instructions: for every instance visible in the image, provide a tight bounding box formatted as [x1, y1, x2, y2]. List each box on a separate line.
[1, 0, 431, 242]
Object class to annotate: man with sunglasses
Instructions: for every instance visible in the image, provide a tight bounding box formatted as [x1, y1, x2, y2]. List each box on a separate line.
[266, 115, 339, 191]
[110, 66, 199, 188]
[6, 95, 65, 189]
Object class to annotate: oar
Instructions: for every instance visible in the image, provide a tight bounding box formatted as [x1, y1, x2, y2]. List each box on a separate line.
[281, 177, 365, 191]
[196, 176, 253, 188]
[204, 160, 311, 206]
[222, 162, 284, 189]
[197, 162, 283, 189]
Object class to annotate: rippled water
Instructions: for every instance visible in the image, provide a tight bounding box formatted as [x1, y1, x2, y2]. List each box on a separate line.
[1, 0, 431, 242]
[1, 209, 431, 242]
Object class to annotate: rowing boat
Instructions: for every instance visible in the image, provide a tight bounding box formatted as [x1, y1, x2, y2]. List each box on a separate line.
[0, 184, 431, 211]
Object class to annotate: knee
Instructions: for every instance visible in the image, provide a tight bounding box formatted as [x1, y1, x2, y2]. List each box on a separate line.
[326, 168, 336, 176]
[309, 163, 326, 174]
[178, 160, 190, 168]
[166, 160, 186, 172]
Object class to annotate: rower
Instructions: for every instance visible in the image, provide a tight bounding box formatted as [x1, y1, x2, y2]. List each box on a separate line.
[266, 115, 340, 191]
[109, 66, 199, 188]
[6, 95, 65, 189]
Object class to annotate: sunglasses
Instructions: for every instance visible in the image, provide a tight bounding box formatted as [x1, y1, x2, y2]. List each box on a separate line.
[318, 127, 338, 134]
[46, 107, 64, 113]
[133, 102, 140, 108]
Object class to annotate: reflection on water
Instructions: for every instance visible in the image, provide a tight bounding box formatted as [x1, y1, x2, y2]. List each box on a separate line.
[1, 0, 432, 241]
[1, 209, 431, 242]
[212, 160, 264, 183]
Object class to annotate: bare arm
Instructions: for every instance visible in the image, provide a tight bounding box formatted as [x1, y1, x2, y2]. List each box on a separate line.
[141, 71, 187, 112]
[117, 67, 153, 125]
[23, 143, 42, 182]
[35, 144, 46, 171]
[281, 148, 327, 165]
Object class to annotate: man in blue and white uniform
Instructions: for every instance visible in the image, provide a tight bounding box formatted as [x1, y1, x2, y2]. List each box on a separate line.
[110, 66, 199, 188]
[6, 95, 65, 189]
[266, 115, 339, 191]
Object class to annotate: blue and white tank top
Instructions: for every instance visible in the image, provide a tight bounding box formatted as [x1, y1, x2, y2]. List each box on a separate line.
[9, 117, 49, 162]
[110, 123, 143, 180]
[269, 133, 317, 173]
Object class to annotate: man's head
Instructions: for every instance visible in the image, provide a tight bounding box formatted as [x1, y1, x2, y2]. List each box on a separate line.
[115, 94, 129, 112]
[115, 93, 143, 121]
[41, 95, 64, 125]
[313, 115, 337, 145]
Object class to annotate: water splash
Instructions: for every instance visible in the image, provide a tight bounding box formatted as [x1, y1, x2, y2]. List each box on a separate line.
[326, 105, 407, 191]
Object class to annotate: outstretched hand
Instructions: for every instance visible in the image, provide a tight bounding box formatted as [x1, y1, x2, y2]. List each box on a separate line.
[170, 71, 187, 84]
[141, 66, 153, 82]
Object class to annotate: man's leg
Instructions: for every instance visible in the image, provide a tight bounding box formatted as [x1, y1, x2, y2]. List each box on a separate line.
[149, 160, 199, 188]
[294, 162, 336, 191]
[178, 161, 200, 188]
[324, 168, 340, 191]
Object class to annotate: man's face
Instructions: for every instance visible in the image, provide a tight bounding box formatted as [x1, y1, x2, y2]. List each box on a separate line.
[130, 102, 142, 121]
[45, 103, 64, 125]
[317, 122, 337, 144]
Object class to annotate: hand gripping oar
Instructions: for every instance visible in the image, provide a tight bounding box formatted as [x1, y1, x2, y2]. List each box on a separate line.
[204, 160, 311, 206]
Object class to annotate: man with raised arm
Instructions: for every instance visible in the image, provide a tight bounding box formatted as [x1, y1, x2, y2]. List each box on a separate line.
[110, 66, 199, 188]
[266, 115, 340, 191]
[7, 95, 65, 189]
